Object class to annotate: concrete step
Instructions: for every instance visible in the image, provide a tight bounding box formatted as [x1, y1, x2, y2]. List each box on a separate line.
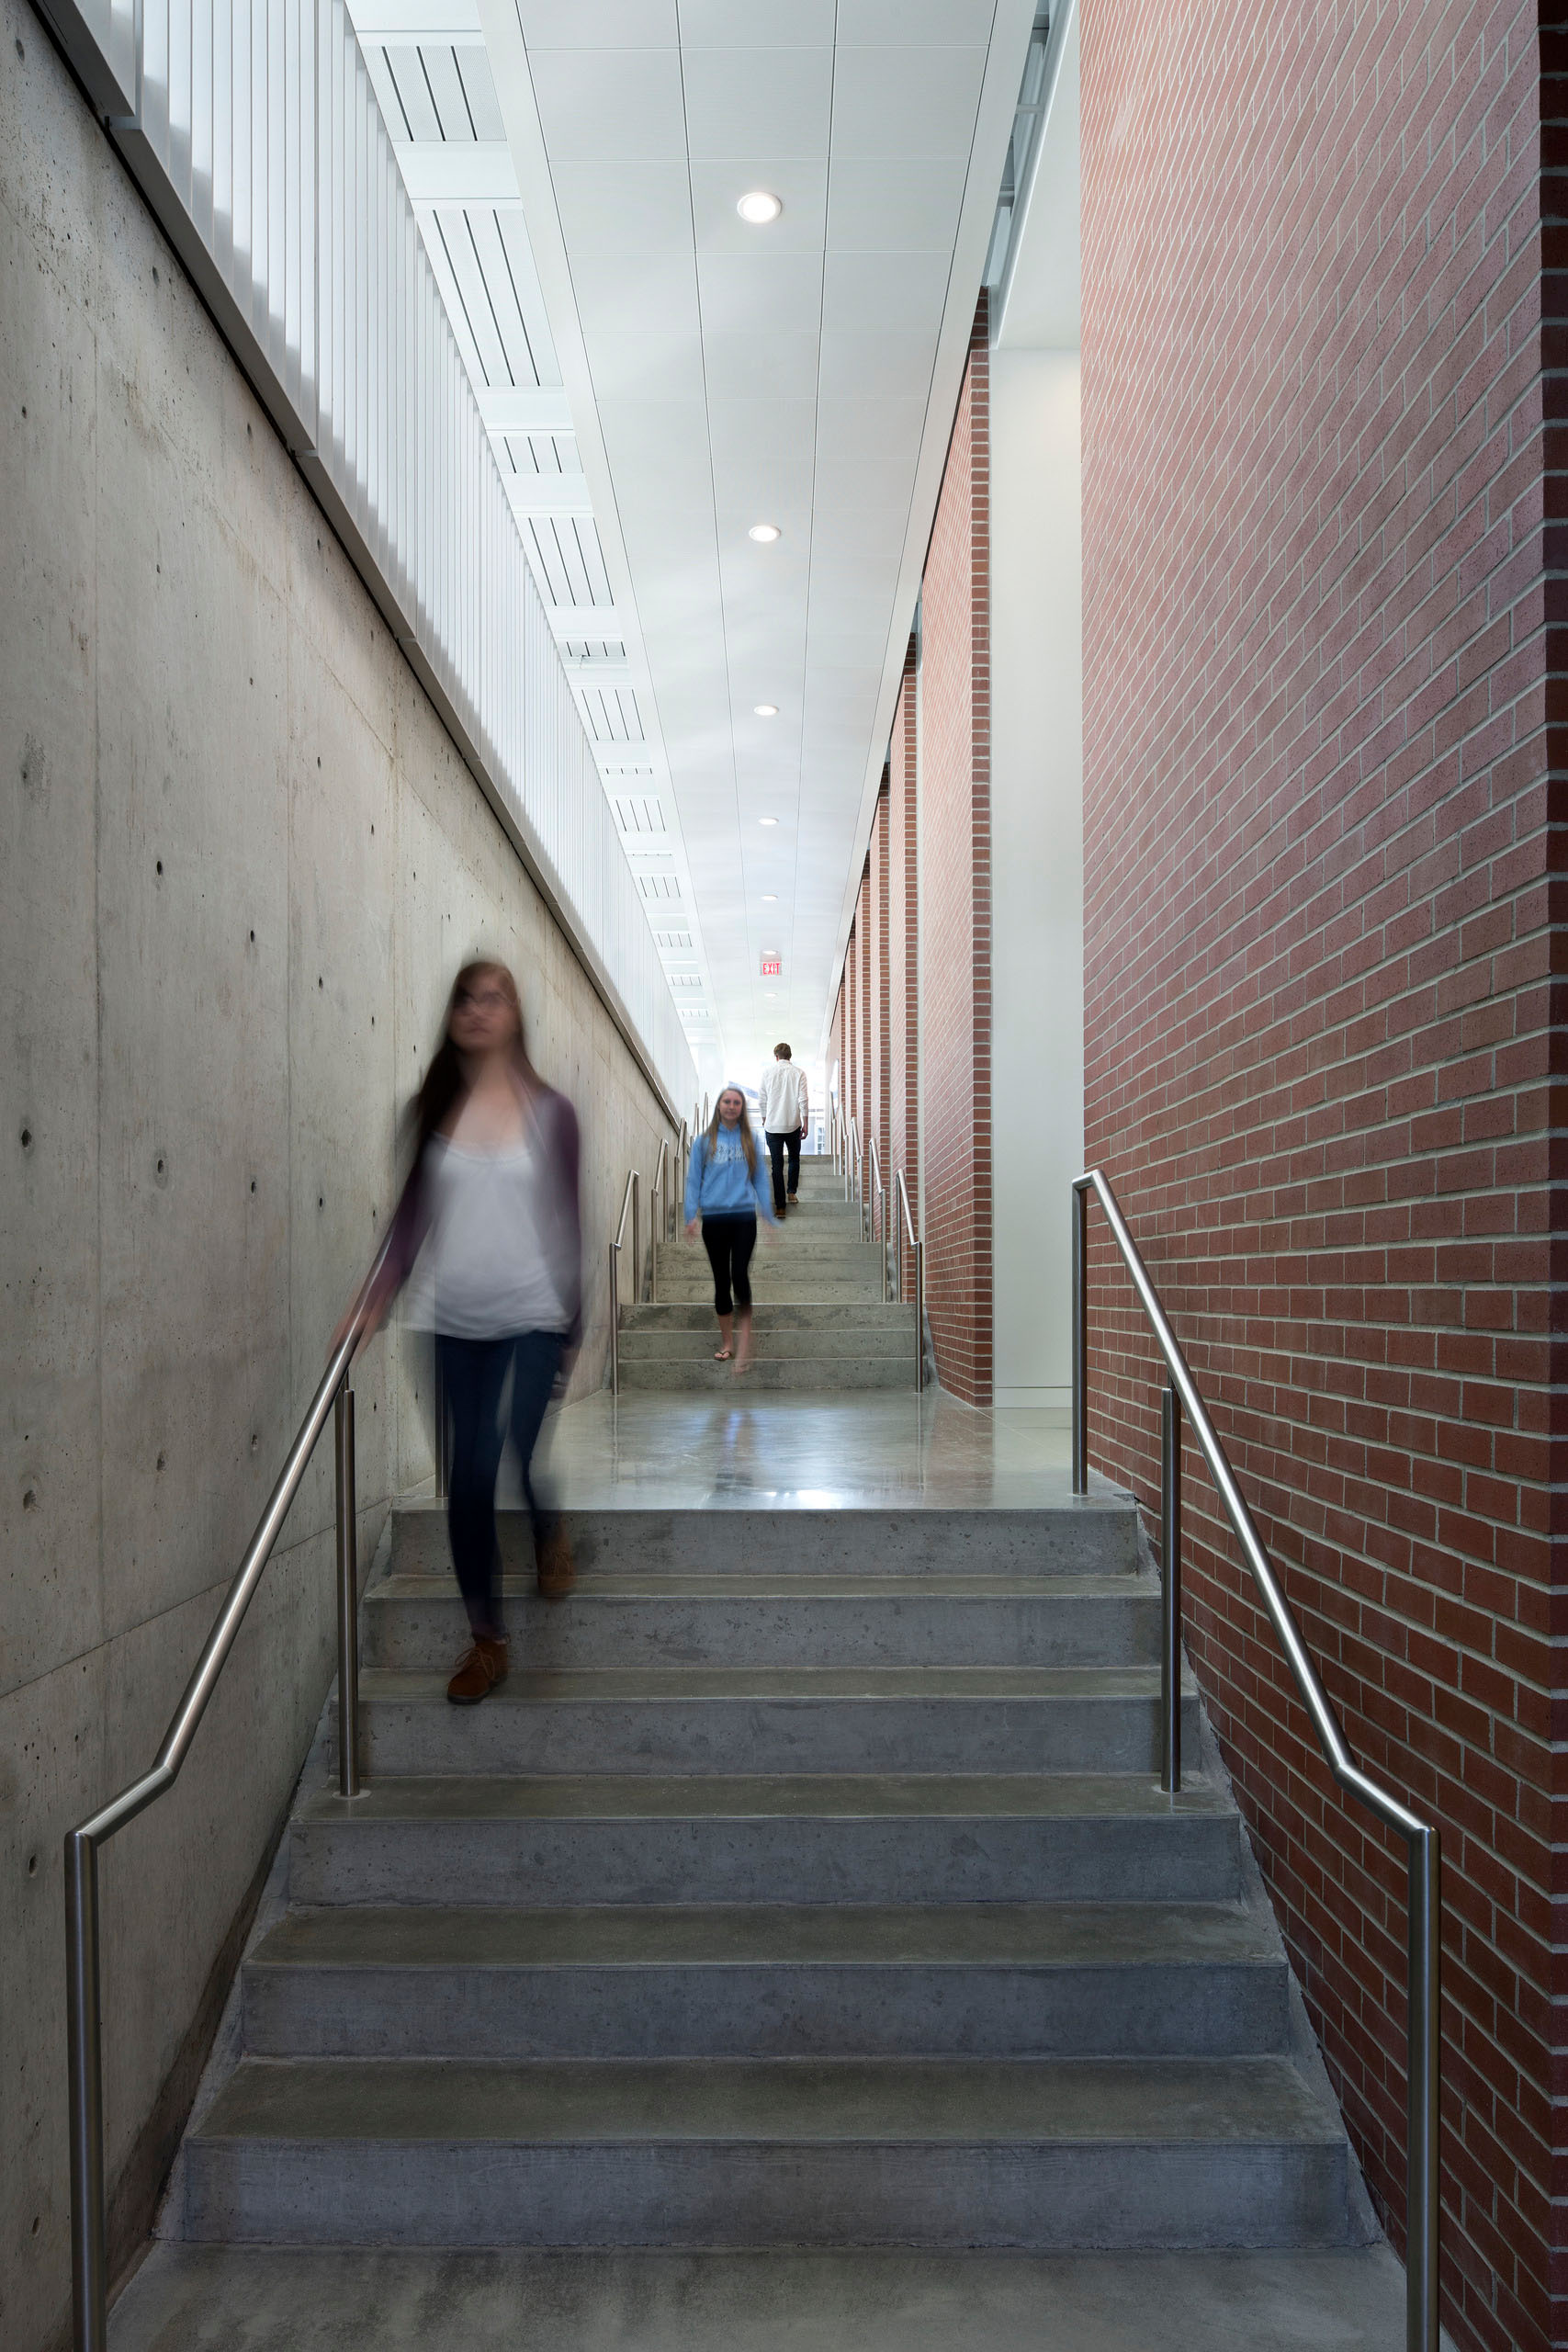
[657, 1241, 883, 1272]
[621, 1301, 914, 1330]
[362, 1570, 1164, 1671]
[243, 1899, 1288, 2061]
[345, 1664, 1201, 1777]
[618, 1355, 912, 1392]
[389, 1501, 1142, 1579]
[618, 1324, 913, 1360]
[290, 1772, 1246, 1908]
[182, 2054, 1354, 2249]
[650, 1278, 887, 1304]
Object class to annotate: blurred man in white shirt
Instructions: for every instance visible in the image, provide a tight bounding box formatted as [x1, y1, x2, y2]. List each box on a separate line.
[759, 1045, 809, 1216]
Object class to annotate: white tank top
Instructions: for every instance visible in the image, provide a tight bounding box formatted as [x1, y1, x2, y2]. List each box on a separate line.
[418, 1135, 570, 1339]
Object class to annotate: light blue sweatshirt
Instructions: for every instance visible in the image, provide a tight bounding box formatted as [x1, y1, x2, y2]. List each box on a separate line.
[684, 1125, 775, 1224]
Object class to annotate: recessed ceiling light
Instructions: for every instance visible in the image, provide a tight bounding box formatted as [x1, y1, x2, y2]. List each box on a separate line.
[737, 190, 783, 225]
[759, 817, 779, 827]
[753, 703, 779, 718]
[748, 523, 781, 543]
[761, 893, 778, 901]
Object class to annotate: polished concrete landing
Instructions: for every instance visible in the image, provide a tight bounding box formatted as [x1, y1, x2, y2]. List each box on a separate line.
[519, 1388, 1084, 1513]
[111, 2244, 1413, 2350]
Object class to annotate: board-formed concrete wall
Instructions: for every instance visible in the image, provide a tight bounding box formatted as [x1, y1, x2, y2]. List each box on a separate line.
[0, 10, 674, 2345]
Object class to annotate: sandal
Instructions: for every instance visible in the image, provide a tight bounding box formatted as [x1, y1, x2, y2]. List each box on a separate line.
[713, 1346, 733, 1361]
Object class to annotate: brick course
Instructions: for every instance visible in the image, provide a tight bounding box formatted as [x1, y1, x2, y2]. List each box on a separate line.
[1082, 5, 1561, 2345]
[889, 641, 920, 1285]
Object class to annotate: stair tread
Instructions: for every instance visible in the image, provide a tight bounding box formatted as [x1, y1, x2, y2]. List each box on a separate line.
[367, 1572, 1155, 1602]
[357, 1664, 1198, 1703]
[252, 1901, 1279, 1972]
[195, 2054, 1341, 2147]
[297, 1771, 1234, 1824]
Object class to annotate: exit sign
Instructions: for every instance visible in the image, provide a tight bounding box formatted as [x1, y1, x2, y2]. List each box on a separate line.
[760, 953, 782, 977]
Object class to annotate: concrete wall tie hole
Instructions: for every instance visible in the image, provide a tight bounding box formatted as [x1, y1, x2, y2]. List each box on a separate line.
[155, 1453, 166, 1474]
[154, 1153, 169, 1185]
[20, 1125, 32, 1150]
[22, 1484, 38, 1511]
[28, 1851, 39, 1877]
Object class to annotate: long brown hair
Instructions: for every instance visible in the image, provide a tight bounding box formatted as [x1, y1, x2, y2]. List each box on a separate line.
[704, 1087, 758, 1179]
[412, 960, 537, 1155]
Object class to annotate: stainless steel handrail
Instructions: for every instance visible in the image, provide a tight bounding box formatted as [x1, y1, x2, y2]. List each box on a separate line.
[893, 1169, 924, 1393]
[606, 1167, 640, 1397]
[866, 1132, 886, 1286]
[649, 1139, 669, 1301]
[1072, 1168, 1439, 2352]
[64, 1231, 391, 2352]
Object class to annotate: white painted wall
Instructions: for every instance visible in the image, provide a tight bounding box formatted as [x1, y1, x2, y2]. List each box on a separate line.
[989, 350, 1084, 1411]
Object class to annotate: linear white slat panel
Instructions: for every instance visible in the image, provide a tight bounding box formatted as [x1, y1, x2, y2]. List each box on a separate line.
[80, 0, 694, 1113]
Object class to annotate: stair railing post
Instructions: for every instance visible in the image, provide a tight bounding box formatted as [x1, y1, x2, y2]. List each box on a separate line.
[608, 1237, 620, 1397]
[1405, 1822, 1441, 2352]
[914, 1238, 925, 1393]
[1159, 1381, 1181, 1794]
[334, 1380, 362, 1799]
[64, 1827, 107, 2352]
[1071, 1178, 1089, 1495]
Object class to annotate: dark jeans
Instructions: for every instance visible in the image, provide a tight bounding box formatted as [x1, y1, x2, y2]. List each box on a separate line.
[766, 1126, 803, 1216]
[702, 1216, 757, 1316]
[438, 1330, 564, 1640]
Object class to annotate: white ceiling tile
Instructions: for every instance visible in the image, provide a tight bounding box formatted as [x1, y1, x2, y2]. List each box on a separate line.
[810, 453, 916, 511]
[831, 43, 987, 159]
[818, 328, 940, 399]
[677, 0, 836, 44]
[837, 0, 998, 41]
[689, 159, 828, 251]
[808, 548, 902, 602]
[681, 48, 834, 162]
[529, 49, 687, 161]
[701, 331, 820, 401]
[814, 394, 929, 468]
[585, 328, 708, 401]
[518, 0, 677, 44]
[596, 399, 714, 498]
[706, 398, 818, 477]
[826, 156, 972, 251]
[822, 248, 953, 336]
[571, 250, 701, 338]
[696, 251, 824, 335]
[809, 504, 908, 560]
[550, 160, 694, 252]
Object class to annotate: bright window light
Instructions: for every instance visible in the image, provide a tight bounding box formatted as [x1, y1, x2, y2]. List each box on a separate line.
[748, 523, 781, 543]
[737, 190, 783, 225]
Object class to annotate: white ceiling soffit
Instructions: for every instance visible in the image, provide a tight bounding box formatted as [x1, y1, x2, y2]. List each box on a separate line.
[995, 0, 1079, 351]
[347, 0, 723, 1082]
[470, 0, 1036, 1079]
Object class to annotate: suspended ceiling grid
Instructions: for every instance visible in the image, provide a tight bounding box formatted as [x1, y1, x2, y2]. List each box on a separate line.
[352, 0, 1033, 1084]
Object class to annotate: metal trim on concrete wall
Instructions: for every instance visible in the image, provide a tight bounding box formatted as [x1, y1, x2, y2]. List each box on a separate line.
[36, 0, 696, 1121]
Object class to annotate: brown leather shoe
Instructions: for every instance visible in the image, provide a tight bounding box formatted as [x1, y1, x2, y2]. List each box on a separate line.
[446, 1635, 508, 1705]
[536, 1527, 576, 1601]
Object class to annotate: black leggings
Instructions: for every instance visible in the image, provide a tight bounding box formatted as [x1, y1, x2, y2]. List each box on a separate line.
[702, 1216, 757, 1315]
[438, 1330, 564, 1639]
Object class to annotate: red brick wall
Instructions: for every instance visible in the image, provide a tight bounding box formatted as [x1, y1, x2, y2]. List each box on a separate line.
[871, 782, 892, 1218]
[843, 918, 859, 1139]
[888, 643, 920, 1264]
[919, 297, 993, 1405]
[857, 861, 873, 1177]
[1082, 6, 1559, 2346]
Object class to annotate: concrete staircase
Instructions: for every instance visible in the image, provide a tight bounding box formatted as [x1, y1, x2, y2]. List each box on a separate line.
[168, 1490, 1369, 2256]
[618, 1153, 918, 1390]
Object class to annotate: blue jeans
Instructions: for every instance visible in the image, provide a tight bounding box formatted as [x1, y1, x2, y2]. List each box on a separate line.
[438, 1331, 564, 1639]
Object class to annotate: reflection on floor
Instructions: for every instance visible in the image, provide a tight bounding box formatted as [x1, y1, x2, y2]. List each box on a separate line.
[513, 1388, 1089, 1515]
[111, 2243, 1414, 2351]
